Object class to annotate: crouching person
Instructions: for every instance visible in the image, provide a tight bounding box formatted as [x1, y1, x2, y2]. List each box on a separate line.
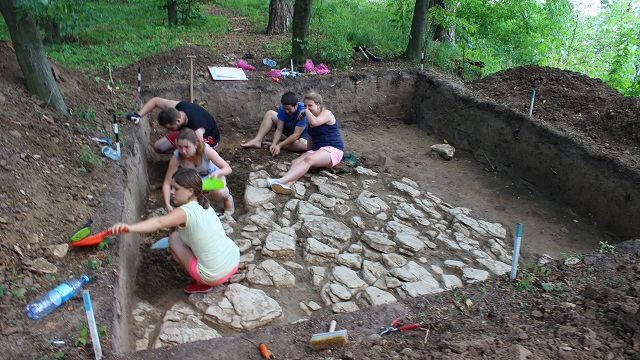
[109, 167, 239, 293]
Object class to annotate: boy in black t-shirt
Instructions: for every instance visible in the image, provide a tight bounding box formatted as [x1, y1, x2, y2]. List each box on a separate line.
[127, 97, 221, 154]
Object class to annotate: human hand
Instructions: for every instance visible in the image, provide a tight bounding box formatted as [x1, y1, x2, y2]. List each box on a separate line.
[109, 223, 130, 234]
[166, 204, 174, 213]
[126, 112, 141, 124]
[209, 171, 222, 178]
[270, 144, 280, 157]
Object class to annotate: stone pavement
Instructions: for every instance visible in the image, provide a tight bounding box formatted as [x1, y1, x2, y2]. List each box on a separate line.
[132, 161, 513, 350]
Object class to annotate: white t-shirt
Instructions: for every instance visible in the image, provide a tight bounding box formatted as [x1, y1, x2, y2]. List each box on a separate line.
[178, 201, 239, 283]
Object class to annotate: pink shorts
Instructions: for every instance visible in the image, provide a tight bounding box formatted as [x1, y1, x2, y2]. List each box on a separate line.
[189, 257, 238, 286]
[308, 146, 344, 167]
[166, 131, 217, 148]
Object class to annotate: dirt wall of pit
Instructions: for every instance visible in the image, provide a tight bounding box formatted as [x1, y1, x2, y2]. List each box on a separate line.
[112, 115, 152, 353]
[414, 71, 640, 239]
[148, 71, 419, 131]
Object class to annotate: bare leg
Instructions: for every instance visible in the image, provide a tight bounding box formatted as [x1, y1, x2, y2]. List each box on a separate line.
[153, 137, 175, 154]
[241, 110, 279, 148]
[168, 231, 195, 272]
[280, 151, 332, 186]
[281, 138, 308, 152]
[211, 187, 233, 210]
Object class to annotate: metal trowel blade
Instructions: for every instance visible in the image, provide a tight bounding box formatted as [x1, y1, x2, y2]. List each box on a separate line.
[150, 237, 169, 249]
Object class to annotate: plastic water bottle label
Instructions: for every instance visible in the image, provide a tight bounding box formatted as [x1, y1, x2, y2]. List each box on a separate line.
[53, 283, 73, 304]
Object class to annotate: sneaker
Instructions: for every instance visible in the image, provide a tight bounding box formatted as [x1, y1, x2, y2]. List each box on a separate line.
[271, 183, 293, 195]
[184, 280, 213, 294]
[266, 178, 280, 187]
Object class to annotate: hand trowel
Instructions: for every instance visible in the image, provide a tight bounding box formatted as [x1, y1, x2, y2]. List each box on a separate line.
[150, 237, 169, 249]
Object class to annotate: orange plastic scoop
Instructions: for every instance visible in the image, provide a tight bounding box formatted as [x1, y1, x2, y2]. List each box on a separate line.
[69, 226, 127, 247]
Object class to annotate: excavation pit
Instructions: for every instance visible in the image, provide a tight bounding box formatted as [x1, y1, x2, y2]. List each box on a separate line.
[112, 69, 638, 356]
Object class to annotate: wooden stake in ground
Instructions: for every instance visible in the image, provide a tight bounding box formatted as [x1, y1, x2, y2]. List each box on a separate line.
[188, 55, 196, 102]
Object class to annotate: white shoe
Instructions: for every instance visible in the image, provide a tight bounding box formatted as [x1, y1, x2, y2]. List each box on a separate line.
[270, 183, 293, 195]
[266, 178, 280, 187]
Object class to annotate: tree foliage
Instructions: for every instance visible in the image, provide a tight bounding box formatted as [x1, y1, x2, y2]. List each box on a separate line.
[15, 0, 93, 44]
[0, 0, 636, 95]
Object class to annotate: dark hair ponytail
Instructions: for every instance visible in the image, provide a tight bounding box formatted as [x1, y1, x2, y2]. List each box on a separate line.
[172, 168, 210, 209]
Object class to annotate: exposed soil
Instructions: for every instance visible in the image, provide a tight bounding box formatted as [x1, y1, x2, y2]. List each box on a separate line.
[1, 5, 639, 360]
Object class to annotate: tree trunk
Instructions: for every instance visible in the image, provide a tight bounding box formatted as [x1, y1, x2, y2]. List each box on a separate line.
[431, 0, 454, 43]
[0, 0, 68, 115]
[404, 0, 429, 61]
[267, 0, 293, 35]
[168, 0, 178, 27]
[292, 0, 313, 63]
[43, 17, 63, 44]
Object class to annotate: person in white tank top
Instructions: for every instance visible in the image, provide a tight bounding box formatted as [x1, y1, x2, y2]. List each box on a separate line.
[109, 168, 240, 294]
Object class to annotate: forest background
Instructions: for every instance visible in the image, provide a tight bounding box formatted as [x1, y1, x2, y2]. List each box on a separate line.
[0, 0, 638, 98]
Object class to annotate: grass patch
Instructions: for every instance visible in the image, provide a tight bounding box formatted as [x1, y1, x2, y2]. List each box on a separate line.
[44, 1, 230, 71]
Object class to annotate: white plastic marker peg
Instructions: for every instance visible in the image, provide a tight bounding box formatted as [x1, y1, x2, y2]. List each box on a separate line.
[82, 290, 103, 360]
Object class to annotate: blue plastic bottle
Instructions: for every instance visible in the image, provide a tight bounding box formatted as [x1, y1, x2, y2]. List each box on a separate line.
[26, 275, 90, 320]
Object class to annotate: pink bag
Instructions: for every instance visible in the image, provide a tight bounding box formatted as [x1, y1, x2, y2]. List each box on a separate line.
[236, 59, 256, 71]
[315, 63, 330, 75]
[303, 59, 315, 73]
[266, 69, 282, 77]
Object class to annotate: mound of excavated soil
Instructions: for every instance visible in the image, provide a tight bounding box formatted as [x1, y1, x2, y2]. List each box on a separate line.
[466, 65, 640, 169]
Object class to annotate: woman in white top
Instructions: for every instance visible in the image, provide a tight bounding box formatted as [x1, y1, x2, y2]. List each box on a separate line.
[163, 128, 234, 215]
[110, 168, 240, 293]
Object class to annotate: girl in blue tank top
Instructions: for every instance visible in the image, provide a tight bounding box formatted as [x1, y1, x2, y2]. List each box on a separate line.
[267, 92, 344, 195]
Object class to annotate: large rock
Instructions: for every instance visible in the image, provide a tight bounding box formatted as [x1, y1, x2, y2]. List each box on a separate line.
[192, 284, 283, 330]
[154, 302, 220, 348]
[453, 213, 507, 239]
[362, 260, 389, 288]
[391, 181, 421, 197]
[394, 202, 425, 221]
[303, 237, 339, 264]
[317, 182, 350, 200]
[362, 231, 396, 253]
[362, 286, 397, 306]
[262, 230, 296, 259]
[301, 215, 352, 250]
[356, 190, 390, 215]
[297, 201, 325, 216]
[385, 221, 421, 237]
[394, 233, 425, 254]
[331, 266, 368, 293]
[400, 279, 443, 297]
[244, 185, 276, 207]
[246, 259, 296, 287]
[431, 143, 456, 160]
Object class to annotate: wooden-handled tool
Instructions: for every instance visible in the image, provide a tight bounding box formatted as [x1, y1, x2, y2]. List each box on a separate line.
[188, 55, 196, 102]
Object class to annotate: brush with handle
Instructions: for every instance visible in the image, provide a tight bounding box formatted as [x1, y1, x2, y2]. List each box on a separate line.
[310, 319, 348, 351]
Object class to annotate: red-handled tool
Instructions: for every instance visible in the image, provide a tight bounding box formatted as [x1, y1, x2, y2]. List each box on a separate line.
[377, 318, 421, 335]
[259, 343, 271, 359]
[69, 226, 128, 247]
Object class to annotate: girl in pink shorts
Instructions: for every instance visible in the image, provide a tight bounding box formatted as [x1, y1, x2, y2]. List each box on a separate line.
[268, 92, 345, 195]
[110, 168, 240, 294]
